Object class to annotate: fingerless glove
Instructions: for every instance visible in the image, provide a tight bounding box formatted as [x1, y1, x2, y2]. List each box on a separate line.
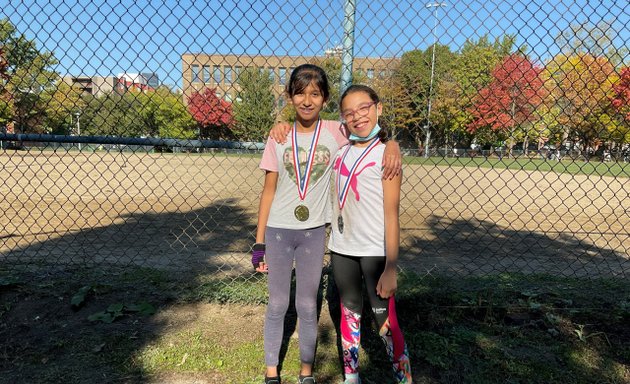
[251, 243, 266, 269]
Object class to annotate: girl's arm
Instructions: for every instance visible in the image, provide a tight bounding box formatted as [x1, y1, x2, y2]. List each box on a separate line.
[382, 140, 402, 180]
[254, 171, 278, 273]
[376, 169, 402, 298]
[269, 122, 292, 144]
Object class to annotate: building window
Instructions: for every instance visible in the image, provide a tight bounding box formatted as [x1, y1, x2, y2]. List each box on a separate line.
[279, 67, 286, 86]
[268, 68, 275, 82]
[277, 96, 286, 109]
[213, 65, 222, 84]
[225, 66, 233, 84]
[203, 65, 211, 83]
[191, 64, 201, 83]
[367, 69, 374, 79]
[235, 66, 241, 81]
[378, 70, 386, 79]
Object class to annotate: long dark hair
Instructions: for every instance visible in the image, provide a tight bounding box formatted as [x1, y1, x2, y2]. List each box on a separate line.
[286, 64, 330, 102]
[340, 84, 389, 143]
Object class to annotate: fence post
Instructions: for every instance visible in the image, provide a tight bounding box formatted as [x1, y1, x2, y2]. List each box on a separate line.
[340, 0, 357, 94]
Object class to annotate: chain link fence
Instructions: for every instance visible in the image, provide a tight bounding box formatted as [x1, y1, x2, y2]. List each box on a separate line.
[1, 1, 628, 283]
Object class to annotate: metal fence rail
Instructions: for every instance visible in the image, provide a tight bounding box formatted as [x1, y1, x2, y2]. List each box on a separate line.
[1, 1, 628, 282]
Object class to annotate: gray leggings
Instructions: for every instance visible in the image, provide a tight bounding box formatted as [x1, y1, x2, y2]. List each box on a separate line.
[264, 226, 326, 367]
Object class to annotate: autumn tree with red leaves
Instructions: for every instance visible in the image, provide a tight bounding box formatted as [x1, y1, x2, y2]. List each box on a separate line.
[187, 88, 235, 140]
[467, 54, 545, 155]
[612, 67, 630, 122]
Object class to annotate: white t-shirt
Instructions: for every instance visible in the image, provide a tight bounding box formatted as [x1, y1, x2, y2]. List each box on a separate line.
[259, 120, 348, 230]
[328, 142, 386, 256]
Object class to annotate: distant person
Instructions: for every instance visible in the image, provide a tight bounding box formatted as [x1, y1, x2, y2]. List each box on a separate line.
[253, 64, 401, 384]
[328, 84, 412, 384]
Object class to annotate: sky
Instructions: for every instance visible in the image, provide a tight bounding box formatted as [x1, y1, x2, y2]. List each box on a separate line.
[2, 0, 628, 89]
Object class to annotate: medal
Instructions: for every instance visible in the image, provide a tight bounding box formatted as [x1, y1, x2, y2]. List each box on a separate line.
[294, 205, 310, 221]
[291, 119, 322, 222]
[335, 138, 381, 234]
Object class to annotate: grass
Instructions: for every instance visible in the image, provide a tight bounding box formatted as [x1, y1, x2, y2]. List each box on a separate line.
[22, 146, 630, 177]
[403, 156, 630, 178]
[1, 267, 629, 383]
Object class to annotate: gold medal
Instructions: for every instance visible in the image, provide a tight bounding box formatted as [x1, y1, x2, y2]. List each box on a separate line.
[294, 205, 309, 221]
[337, 215, 344, 234]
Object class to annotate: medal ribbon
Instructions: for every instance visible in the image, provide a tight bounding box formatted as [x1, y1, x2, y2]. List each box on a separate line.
[336, 137, 381, 210]
[292, 119, 322, 201]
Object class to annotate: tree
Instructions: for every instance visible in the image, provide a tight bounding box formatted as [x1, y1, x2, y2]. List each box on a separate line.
[135, 86, 196, 139]
[395, 44, 455, 149]
[0, 18, 58, 133]
[541, 53, 619, 153]
[372, 74, 415, 142]
[233, 67, 276, 142]
[555, 19, 628, 66]
[443, 35, 520, 148]
[187, 88, 234, 140]
[611, 67, 630, 122]
[81, 91, 144, 137]
[610, 66, 630, 145]
[41, 80, 86, 135]
[468, 54, 545, 156]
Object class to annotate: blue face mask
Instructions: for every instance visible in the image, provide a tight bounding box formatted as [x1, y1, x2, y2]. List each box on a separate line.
[348, 123, 381, 142]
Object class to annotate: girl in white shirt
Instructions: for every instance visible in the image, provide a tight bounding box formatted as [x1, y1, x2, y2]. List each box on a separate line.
[329, 84, 412, 384]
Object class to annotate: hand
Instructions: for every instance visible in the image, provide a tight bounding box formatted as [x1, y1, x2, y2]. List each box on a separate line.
[376, 266, 398, 298]
[382, 140, 402, 180]
[252, 243, 268, 273]
[269, 122, 292, 144]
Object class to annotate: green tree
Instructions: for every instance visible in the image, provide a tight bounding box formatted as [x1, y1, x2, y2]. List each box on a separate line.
[134, 86, 196, 139]
[233, 67, 276, 142]
[41, 81, 86, 135]
[395, 44, 455, 149]
[0, 18, 58, 133]
[82, 91, 144, 137]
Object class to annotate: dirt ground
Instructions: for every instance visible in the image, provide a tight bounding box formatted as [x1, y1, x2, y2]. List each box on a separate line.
[0, 150, 629, 383]
[0, 150, 628, 277]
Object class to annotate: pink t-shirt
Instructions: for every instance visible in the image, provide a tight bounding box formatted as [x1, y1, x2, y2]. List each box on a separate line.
[260, 120, 348, 229]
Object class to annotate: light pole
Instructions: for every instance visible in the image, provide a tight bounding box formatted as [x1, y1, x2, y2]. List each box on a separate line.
[75, 111, 81, 151]
[424, 1, 447, 158]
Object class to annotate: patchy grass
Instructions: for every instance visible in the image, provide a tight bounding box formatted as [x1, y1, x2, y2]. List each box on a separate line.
[403, 156, 630, 178]
[0, 267, 629, 383]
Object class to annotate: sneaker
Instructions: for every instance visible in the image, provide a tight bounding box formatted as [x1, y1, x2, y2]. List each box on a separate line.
[298, 375, 315, 384]
[265, 376, 280, 384]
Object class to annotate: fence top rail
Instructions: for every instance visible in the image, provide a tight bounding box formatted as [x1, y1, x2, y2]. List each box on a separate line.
[0, 133, 265, 150]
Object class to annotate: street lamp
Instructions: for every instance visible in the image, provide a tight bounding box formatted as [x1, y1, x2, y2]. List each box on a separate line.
[424, 1, 447, 158]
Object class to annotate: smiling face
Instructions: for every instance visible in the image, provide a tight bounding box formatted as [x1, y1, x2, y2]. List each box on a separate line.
[290, 81, 325, 128]
[340, 90, 382, 139]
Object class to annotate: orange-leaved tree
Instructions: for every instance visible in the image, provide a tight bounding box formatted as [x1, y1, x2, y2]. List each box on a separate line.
[541, 53, 618, 153]
[467, 54, 545, 156]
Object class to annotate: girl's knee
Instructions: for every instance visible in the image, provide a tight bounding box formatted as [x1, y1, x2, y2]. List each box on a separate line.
[267, 300, 290, 318]
[295, 301, 318, 320]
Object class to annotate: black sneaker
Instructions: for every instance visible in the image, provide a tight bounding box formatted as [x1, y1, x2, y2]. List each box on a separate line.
[298, 375, 315, 384]
[265, 376, 280, 384]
